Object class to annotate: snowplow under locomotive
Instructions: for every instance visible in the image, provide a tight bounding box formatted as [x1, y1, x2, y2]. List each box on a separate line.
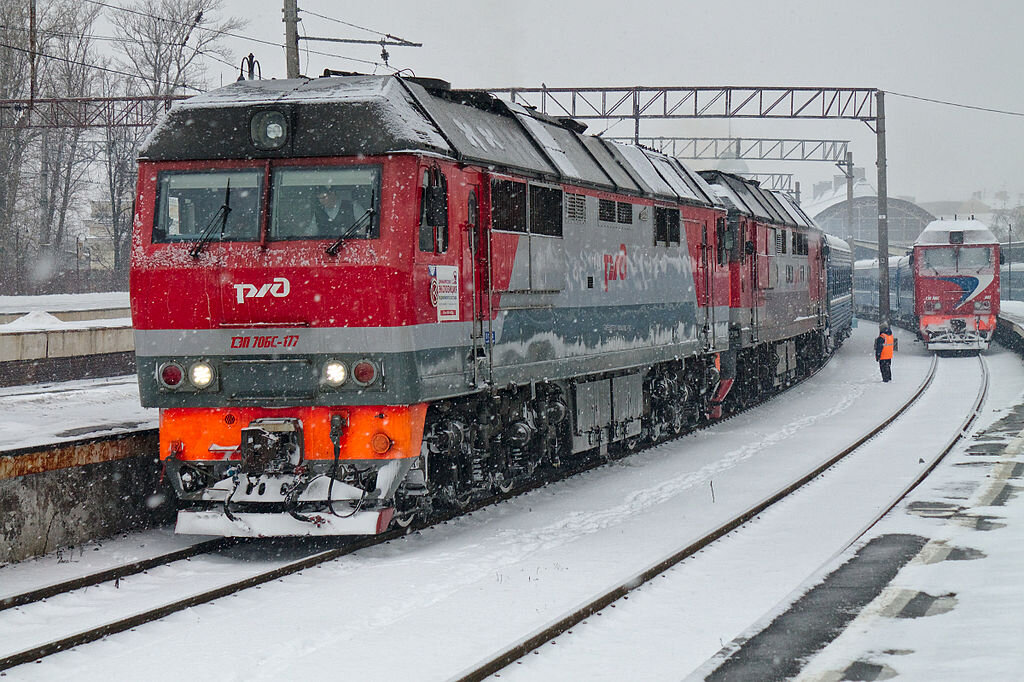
[130, 74, 850, 537]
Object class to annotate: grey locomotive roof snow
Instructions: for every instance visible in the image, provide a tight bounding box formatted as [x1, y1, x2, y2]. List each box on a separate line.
[699, 170, 814, 229]
[140, 74, 718, 206]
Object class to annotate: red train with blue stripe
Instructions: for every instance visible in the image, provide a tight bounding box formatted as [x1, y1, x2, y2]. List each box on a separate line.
[130, 74, 851, 536]
[913, 220, 999, 350]
[855, 219, 999, 351]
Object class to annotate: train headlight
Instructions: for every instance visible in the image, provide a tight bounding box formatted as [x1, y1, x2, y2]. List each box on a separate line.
[323, 360, 348, 387]
[159, 362, 185, 388]
[975, 300, 991, 311]
[250, 110, 288, 150]
[189, 361, 215, 389]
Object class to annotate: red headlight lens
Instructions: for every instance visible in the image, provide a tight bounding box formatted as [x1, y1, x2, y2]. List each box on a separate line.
[352, 360, 377, 385]
[160, 363, 184, 387]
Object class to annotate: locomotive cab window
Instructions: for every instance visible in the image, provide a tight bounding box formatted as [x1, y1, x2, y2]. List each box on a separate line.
[959, 246, 993, 270]
[153, 170, 263, 243]
[269, 165, 380, 241]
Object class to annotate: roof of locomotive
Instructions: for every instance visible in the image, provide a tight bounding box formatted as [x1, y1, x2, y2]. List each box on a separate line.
[914, 219, 997, 246]
[698, 170, 814, 229]
[139, 74, 720, 207]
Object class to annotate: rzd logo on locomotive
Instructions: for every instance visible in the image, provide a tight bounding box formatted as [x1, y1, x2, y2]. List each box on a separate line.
[603, 244, 628, 291]
[233, 277, 290, 303]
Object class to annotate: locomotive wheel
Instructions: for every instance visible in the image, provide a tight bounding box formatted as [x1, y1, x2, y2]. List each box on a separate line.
[391, 510, 416, 529]
[494, 473, 515, 494]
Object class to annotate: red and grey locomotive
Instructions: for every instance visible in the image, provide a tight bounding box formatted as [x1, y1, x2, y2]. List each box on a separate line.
[130, 74, 848, 536]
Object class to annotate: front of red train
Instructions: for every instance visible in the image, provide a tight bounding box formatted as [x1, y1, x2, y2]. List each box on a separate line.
[130, 76, 456, 535]
[913, 220, 1000, 351]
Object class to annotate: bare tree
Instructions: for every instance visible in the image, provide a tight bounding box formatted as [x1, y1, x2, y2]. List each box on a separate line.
[36, 2, 101, 255]
[0, 0, 37, 292]
[110, 0, 246, 98]
[98, 74, 148, 279]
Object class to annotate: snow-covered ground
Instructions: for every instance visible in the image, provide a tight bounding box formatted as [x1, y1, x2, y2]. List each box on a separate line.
[0, 309, 132, 332]
[0, 292, 129, 315]
[3, 322, 1021, 680]
[0, 376, 154, 451]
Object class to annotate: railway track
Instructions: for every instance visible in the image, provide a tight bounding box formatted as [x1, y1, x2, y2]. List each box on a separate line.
[0, 354, 843, 673]
[452, 353, 992, 681]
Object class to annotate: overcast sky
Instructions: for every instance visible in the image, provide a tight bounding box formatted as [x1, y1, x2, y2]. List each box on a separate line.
[194, 0, 1024, 207]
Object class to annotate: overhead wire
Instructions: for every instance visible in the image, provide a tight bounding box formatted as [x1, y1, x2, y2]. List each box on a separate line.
[0, 39, 204, 93]
[1, 23, 239, 71]
[298, 7, 418, 46]
[884, 90, 1024, 118]
[80, 0, 398, 74]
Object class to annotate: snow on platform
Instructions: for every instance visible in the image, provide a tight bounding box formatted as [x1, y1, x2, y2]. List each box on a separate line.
[0, 292, 129, 315]
[0, 376, 155, 452]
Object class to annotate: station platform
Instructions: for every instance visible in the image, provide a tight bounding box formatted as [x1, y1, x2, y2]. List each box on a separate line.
[0, 293, 133, 386]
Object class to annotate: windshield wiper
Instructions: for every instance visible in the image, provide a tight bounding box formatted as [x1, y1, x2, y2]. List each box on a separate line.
[326, 190, 376, 256]
[189, 181, 232, 258]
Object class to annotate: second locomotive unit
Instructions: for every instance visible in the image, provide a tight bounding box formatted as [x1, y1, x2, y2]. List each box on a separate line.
[131, 74, 851, 536]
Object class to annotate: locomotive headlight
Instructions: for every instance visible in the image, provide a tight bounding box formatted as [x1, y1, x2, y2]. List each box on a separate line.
[250, 110, 288, 150]
[975, 300, 991, 311]
[323, 360, 348, 386]
[189, 361, 215, 389]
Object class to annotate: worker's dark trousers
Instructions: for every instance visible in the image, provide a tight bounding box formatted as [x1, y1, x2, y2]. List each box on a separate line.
[879, 359, 892, 382]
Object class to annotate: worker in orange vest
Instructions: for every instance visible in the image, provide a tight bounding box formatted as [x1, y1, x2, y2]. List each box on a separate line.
[874, 325, 896, 382]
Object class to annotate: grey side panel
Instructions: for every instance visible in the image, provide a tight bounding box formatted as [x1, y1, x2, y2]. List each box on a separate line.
[573, 377, 611, 452]
[529, 234, 567, 291]
[612, 373, 643, 438]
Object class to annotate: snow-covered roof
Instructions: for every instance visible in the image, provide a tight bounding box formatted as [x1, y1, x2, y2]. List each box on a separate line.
[854, 255, 907, 269]
[697, 171, 814, 229]
[802, 176, 876, 217]
[138, 74, 723, 206]
[914, 219, 997, 246]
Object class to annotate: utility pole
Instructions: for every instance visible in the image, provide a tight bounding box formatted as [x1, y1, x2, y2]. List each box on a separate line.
[876, 90, 890, 328]
[283, 0, 300, 79]
[283, 2, 420, 77]
[845, 151, 854, 241]
[29, 0, 37, 101]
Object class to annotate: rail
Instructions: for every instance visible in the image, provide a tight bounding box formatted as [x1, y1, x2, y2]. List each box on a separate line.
[452, 353, 944, 681]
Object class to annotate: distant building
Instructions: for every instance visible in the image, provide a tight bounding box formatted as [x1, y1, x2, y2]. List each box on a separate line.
[802, 168, 935, 259]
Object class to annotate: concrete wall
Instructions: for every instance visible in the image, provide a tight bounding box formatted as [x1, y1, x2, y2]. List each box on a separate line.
[0, 308, 132, 325]
[0, 432, 172, 564]
[0, 326, 133, 362]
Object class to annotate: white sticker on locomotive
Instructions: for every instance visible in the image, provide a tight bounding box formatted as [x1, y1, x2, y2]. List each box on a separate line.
[233, 277, 290, 304]
[429, 265, 459, 322]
